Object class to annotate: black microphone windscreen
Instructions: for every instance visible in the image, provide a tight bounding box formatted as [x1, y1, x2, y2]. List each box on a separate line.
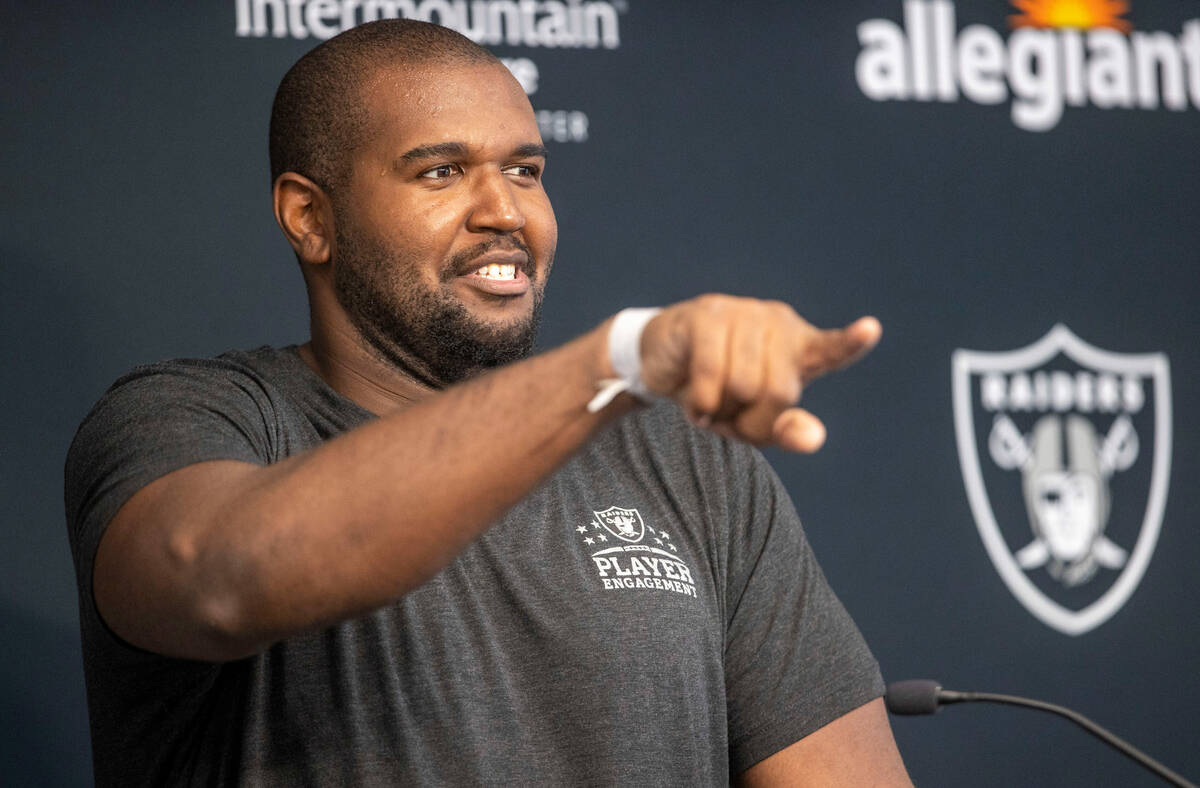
[885, 679, 942, 715]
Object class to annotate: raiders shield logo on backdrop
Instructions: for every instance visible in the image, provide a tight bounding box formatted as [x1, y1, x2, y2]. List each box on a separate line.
[952, 325, 1172, 635]
[592, 506, 646, 543]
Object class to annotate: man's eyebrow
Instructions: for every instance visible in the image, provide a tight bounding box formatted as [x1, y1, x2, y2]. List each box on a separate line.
[396, 142, 471, 163]
[396, 142, 549, 165]
[512, 143, 549, 160]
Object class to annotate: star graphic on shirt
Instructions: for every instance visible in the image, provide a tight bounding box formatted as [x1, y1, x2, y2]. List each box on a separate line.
[659, 531, 670, 540]
[669, 543, 678, 552]
[576, 525, 588, 533]
[584, 537, 595, 545]
[596, 533, 607, 542]
[654, 537, 663, 545]
[646, 525, 657, 535]
[593, 522, 603, 530]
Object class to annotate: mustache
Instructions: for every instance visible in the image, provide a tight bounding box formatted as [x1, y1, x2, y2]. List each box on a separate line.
[443, 236, 534, 281]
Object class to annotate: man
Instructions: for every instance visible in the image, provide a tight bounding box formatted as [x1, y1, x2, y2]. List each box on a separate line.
[66, 19, 912, 786]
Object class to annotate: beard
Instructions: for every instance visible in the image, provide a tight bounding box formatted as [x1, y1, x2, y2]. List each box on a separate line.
[332, 224, 547, 387]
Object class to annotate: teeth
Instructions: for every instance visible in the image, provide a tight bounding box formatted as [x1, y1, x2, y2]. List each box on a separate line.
[475, 263, 517, 280]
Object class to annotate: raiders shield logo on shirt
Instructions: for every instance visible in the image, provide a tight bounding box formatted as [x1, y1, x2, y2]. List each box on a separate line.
[593, 506, 646, 543]
[952, 325, 1172, 635]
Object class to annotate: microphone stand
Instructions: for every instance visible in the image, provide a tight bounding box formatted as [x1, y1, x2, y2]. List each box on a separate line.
[887, 680, 1197, 788]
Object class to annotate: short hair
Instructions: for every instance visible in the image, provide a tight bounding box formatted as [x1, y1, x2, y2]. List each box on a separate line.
[269, 20, 500, 192]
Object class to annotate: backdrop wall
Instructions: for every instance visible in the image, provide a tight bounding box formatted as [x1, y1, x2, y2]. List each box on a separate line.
[3, 1, 1197, 784]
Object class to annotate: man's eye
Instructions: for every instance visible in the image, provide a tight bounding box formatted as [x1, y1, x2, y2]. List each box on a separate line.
[503, 164, 539, 178]
[421, 164, 459, 180]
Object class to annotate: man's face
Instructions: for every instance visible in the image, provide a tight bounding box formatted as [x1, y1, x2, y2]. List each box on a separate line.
[330, 60, 557, 385]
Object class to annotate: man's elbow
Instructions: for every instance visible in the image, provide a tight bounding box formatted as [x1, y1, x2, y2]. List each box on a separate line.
[100, 524, 275, 662]
[187, 585, 270, 662]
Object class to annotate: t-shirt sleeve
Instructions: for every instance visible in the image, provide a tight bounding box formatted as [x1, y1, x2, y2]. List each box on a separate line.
[64, 358, 279, 649]
[722, 447, 885, 775]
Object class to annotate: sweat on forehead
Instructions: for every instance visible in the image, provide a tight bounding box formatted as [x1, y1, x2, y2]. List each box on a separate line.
[268, 19, 500, 191]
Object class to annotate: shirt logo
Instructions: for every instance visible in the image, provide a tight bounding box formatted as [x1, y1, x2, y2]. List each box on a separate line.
[577, 506, 697, 599]
[592, 505, 646, 542]
[952, 325, 1172, 635]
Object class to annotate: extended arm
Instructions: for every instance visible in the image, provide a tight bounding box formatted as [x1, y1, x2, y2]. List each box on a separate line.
[94, 297, 880, 661]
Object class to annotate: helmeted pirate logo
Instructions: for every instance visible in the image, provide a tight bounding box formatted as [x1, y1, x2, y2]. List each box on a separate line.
[593, 506, 646, 543]
[952, 325, 1172, 635]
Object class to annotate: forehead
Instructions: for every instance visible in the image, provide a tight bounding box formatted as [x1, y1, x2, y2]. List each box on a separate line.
[357, 61, 540, 153]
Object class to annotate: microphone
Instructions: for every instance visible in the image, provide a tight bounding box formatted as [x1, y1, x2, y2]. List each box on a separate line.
[885, 680, 1197, 788]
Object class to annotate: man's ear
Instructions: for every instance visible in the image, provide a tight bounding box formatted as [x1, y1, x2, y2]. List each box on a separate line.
[273, 172, 335, 265]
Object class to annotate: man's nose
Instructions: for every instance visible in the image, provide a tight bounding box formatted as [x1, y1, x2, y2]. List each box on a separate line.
[467, 168, 525, 233]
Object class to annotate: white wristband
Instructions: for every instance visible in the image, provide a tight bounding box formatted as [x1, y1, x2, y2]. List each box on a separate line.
[586, 307, 663, 413]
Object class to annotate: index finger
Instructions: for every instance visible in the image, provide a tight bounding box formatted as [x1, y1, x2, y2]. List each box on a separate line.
[796, 316, 882, 383]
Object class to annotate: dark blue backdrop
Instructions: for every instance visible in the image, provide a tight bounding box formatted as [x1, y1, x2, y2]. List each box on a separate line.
[3, 1, 1197, 784]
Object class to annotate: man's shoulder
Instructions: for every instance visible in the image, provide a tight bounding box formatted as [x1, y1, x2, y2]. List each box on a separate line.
[67, 347, 305, 487]
[63, 348, 302, 557]
[81, 345, 324, 429]
[106, 345, 297, 391]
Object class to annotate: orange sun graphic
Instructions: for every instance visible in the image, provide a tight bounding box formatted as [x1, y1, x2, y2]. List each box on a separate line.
[1009, 0, 1132, 31]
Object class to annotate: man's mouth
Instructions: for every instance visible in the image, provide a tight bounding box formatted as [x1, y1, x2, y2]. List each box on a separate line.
[449, 238, 534, 280]
[474, 263, 518, 281]
[456, 253, 531, 297]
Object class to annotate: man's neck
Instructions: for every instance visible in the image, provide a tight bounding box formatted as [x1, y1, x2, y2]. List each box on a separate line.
[299, 325, 436, 416]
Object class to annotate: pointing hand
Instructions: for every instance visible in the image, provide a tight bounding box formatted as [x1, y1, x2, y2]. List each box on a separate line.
[636, 295, 881, 452]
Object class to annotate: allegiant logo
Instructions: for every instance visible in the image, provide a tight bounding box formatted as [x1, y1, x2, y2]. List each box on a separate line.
[855, 0, 1200, 131]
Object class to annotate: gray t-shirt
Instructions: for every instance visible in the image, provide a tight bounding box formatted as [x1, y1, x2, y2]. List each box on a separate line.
[65, 346, 883, 786]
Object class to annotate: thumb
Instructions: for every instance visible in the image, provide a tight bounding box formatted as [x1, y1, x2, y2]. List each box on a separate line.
[772, 409, 827, 453]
